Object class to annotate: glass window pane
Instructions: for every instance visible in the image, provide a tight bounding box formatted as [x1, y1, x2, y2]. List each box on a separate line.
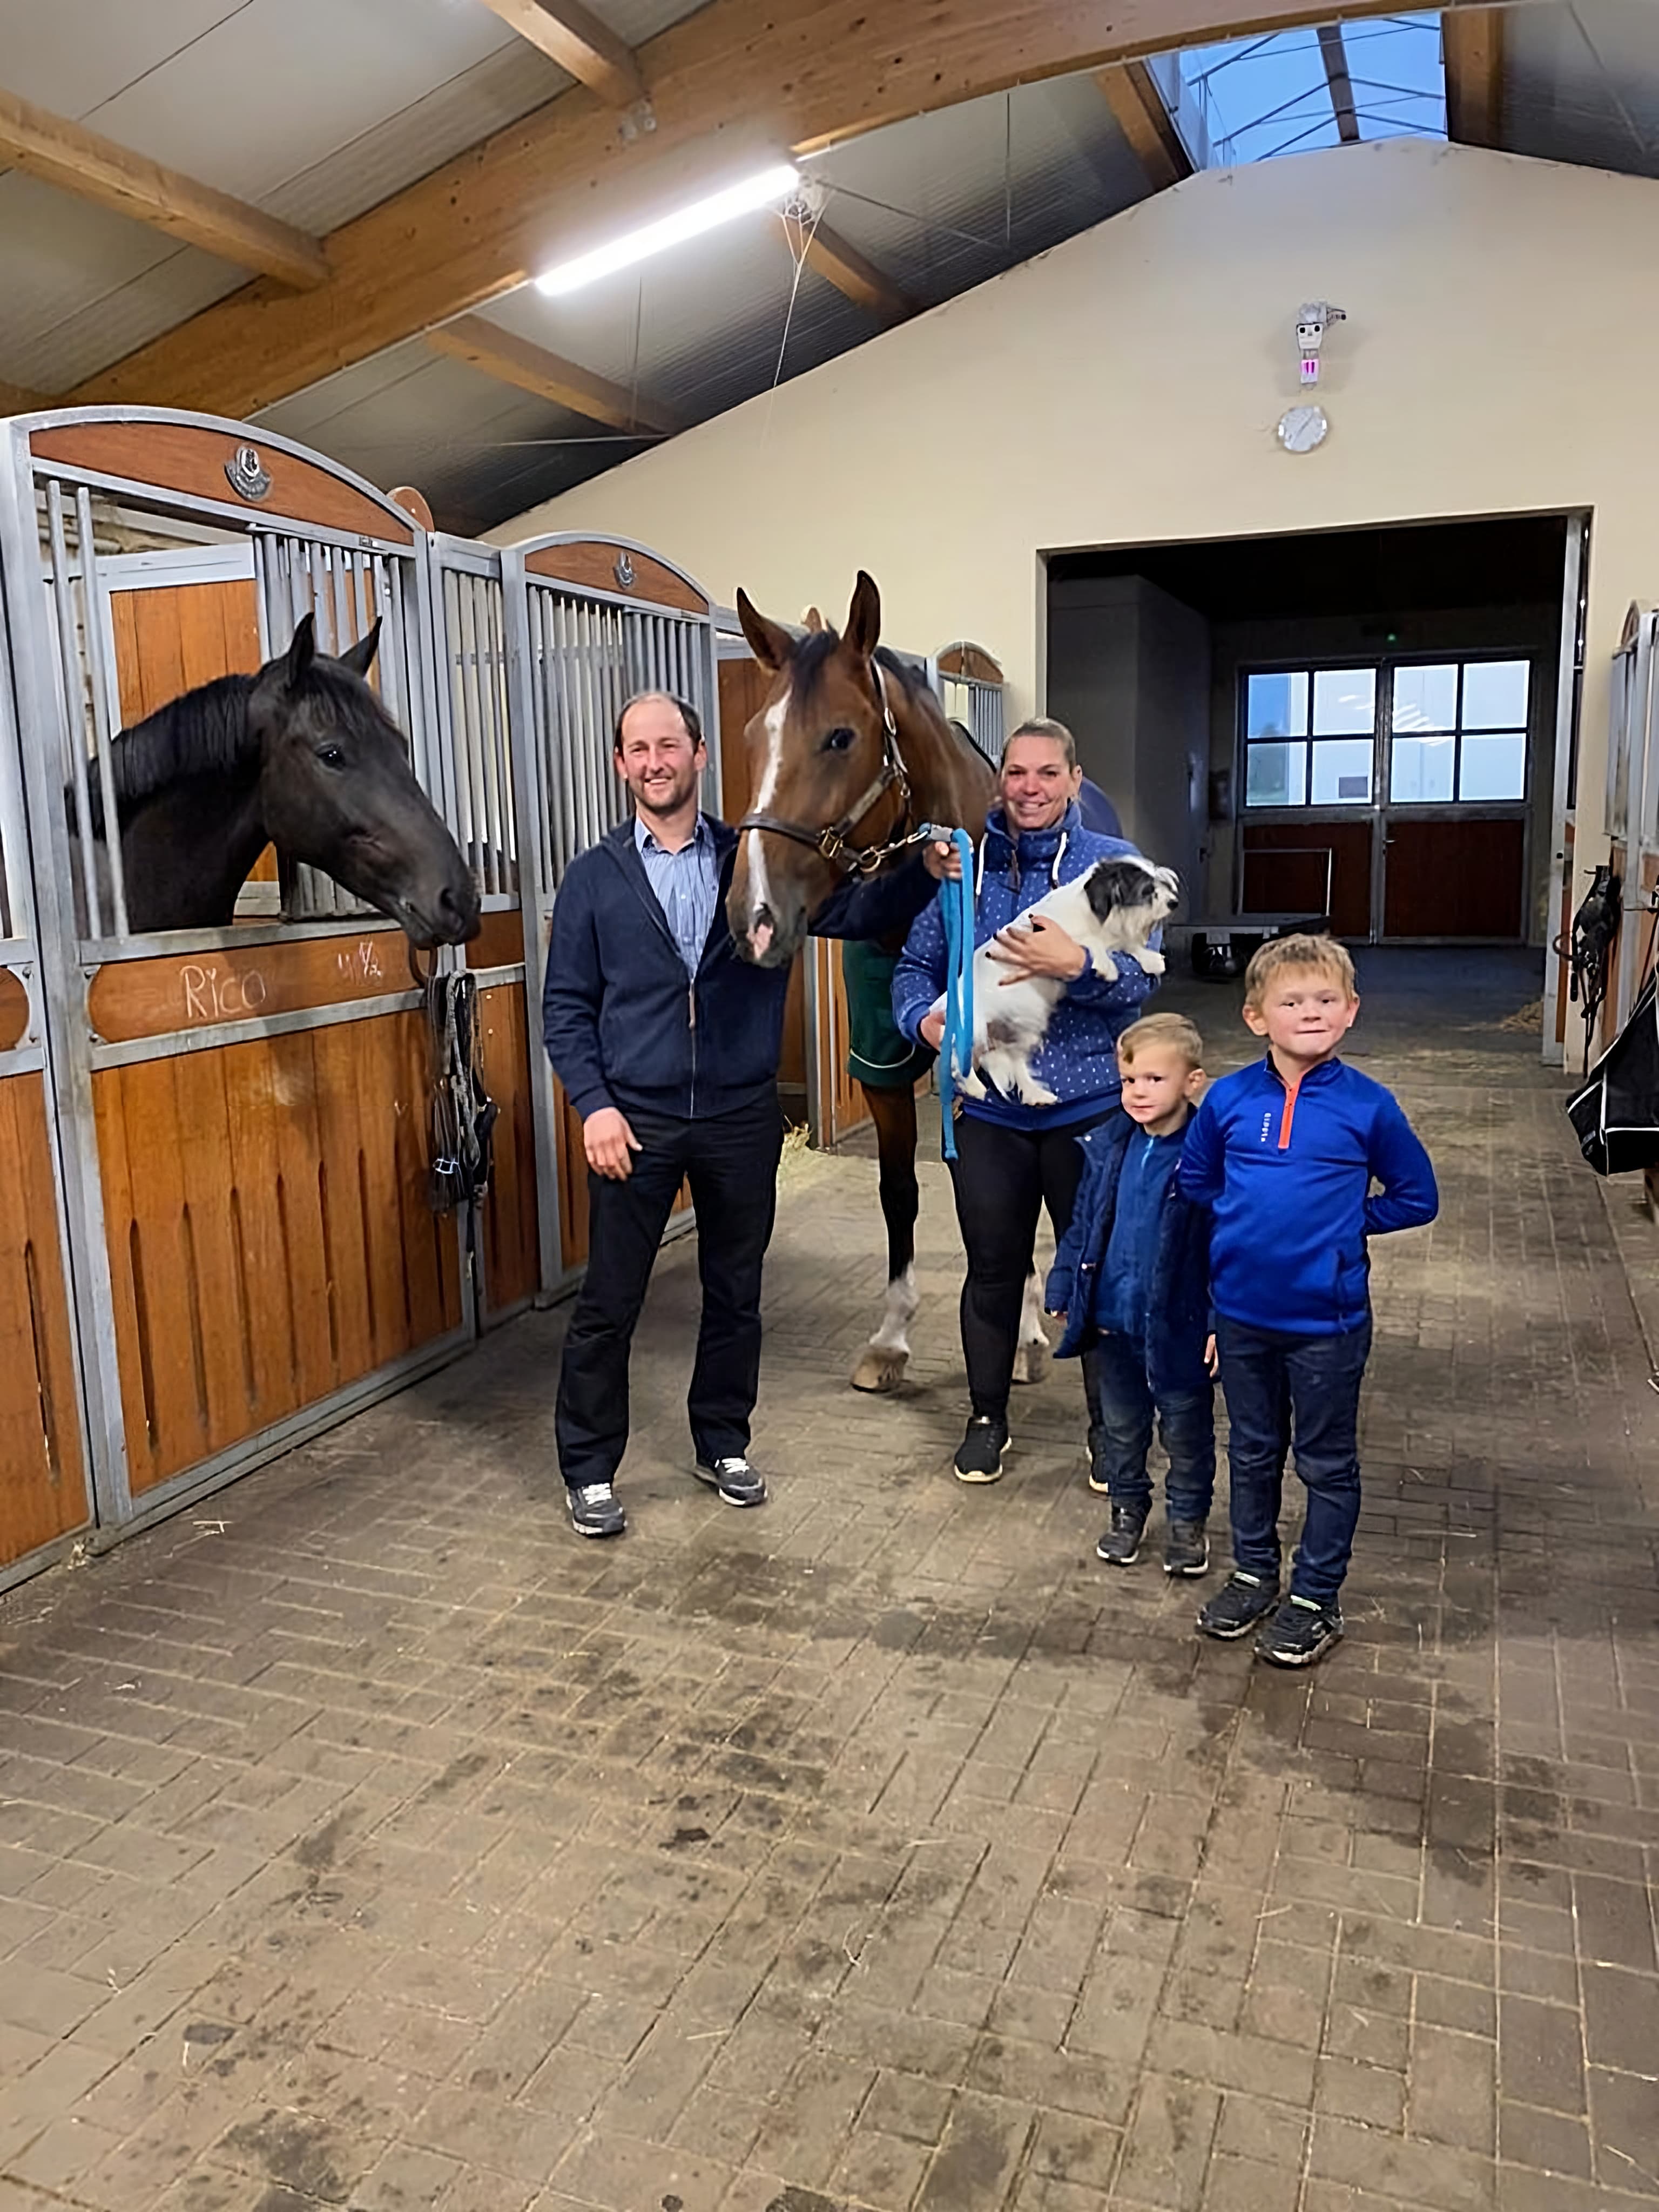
[1246, 670, 1307, 738]
[1392, 663, 1456, 732]
[1391, 732, 1455, 804]
[1461, 659, 1529, 729]
[1245, 740, 1306, 807]
[1458, 730, 1526, 801]
[1310, 738, 1373, 805]
[1312, 667, 1376, 734]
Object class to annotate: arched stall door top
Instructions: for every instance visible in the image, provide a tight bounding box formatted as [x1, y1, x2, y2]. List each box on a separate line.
[515, 532, 712, 619]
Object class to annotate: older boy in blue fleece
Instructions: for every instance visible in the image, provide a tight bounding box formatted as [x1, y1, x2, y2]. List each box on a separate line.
[1046, 1013, 1217, 1577]
[1179, 935, 1438, 1668]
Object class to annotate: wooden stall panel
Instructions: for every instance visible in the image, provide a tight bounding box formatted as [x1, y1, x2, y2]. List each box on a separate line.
[0, 1072, 90, 1568]
[30, 422, 414, 545]
[1382, 818, 1526, 940]
[476, 981, 539, 1318]
[94, 1012, 462, 1494]
[1240, 820, 1373, 939]
[110, 576, 278, 888]
[89, 926, 408, 1043]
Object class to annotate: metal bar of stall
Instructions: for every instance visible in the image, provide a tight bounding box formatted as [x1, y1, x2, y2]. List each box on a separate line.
[458, 574, 488, 887]
[251, 532, 272, 658]
[73, 487, 129, 938]
[45, 483, 103, 941]
[476, 576, 510, 898]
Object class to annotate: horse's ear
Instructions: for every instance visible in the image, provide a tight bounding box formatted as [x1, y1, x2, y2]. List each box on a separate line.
[801, 605, 824, 632]
[844, 570, 881, 661]
[282, 612, 316, 687]
[339, 618, 382, 679]
[736, 587, 794, 673]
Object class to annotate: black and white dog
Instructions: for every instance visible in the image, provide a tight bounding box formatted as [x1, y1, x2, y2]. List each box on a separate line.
[952, 855, 1180, 1107]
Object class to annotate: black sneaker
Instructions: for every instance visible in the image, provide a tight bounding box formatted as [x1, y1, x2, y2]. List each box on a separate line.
[954, 1416, 1008, 1485]
[693, 1455, 768, 1507]
[568, 1482, 626, 1538]
[1196, 1569, 1280, 1640]
[1095, 1504, 1148, 1566]
[1164, 1520, 1211, 1578]
[1256, 1594, 1344, 1668]
[1085, 1427, 1112, 1495]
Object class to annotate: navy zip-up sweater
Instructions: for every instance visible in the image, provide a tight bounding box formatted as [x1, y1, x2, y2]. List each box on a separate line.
[1046, 1111, 1213, 1395]
[544, 816, 934, 1122]
[891, 800, 1158, 1129]
[1178, 1055, 1438, 1336]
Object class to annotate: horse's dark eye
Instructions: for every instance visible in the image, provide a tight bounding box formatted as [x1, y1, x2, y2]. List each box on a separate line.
[824, 726, 855, 753]
[316, 745, 347, 768]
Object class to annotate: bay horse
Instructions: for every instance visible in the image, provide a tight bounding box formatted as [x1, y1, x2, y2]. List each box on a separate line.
[73, 613, 479, 946]
[727, 570, 1050, 1392]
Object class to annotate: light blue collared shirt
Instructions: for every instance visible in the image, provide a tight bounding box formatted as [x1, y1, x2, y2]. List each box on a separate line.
[635, 813, 718, 975]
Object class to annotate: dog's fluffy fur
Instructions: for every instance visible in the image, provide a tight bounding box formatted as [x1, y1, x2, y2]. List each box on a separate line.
[950, 856, 1180, 1107]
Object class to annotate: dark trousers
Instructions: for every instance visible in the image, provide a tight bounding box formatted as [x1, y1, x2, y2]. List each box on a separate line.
[555, 1090, 784, 1490]
[1083, 1331, 1215, 1523]
[948, 1109, 1107, 1420]
[1216, 1312, 1373, 1604]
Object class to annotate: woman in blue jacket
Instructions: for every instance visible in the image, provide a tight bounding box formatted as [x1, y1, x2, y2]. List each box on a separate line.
[893, 718, 1157, 1482]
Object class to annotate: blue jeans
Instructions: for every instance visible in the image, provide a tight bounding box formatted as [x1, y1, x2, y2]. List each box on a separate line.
[1216, 1313, 1373, 1605]
[1083, 1332, 1215, 1522]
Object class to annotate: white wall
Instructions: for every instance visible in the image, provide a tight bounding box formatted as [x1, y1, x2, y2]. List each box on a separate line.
[495, 137, 1659, 835]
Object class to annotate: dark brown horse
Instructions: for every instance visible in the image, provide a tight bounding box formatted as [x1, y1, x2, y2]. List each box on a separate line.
[727, 571, 1050, 1391]
[75, 613, 479, 946]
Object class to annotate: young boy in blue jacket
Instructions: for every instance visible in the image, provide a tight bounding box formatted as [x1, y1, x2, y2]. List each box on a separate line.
[1179, 935, 1438, 1667]
[1046, 1013, 1217, 1577]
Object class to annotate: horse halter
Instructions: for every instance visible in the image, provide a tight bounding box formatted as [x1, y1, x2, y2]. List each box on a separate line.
[737, 659, 933, 878]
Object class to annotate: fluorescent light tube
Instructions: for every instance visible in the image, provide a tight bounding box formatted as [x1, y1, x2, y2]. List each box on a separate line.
[536, 163, 802, 296]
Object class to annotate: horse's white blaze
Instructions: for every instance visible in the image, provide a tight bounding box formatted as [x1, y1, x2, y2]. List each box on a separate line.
[1019, 1269, 1047, 1345]
[869, 1262, 918, 1355]
[744, 687, 790, 932]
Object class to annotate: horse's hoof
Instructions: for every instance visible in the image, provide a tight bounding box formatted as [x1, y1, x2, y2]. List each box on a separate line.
[851, 1346, 908, 1392]
[1011, 1339, 1049, 1386]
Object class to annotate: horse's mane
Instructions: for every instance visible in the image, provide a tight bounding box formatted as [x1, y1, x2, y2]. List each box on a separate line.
[75, 659, 386, 833]
[790, 626, 939, 711]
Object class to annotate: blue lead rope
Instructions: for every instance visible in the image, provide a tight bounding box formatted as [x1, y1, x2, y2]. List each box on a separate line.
[930, 824, 976, 1161]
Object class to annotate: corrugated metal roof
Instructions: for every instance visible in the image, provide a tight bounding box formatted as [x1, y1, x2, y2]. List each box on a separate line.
[0, 0, 700, 394]
[1503, 0, 1659, 183]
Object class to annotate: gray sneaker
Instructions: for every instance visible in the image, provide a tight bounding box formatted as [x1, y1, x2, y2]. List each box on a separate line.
[693, 1455, 768, 1507]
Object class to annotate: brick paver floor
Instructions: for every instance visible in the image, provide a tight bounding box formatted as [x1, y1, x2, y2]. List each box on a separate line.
[2, 948, 1657, 2212]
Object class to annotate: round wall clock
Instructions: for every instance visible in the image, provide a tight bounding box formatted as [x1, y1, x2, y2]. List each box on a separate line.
[1276, 404, 1329, 454]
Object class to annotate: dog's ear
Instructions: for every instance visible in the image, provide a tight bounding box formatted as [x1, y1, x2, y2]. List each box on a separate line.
[1084, 858, 1154, 925]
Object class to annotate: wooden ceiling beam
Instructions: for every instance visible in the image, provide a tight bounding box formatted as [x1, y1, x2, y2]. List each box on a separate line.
[1095, 60, 1193, 192]
[784, 214, 915, 324]
[470, 0, 646, 109]
[0, 83, 329, 290]
[68, 0, 1415, 419]
[1316, 24, 1361, 145]
[1442, 4, 1506, 149]
[426, 313, 680, 434]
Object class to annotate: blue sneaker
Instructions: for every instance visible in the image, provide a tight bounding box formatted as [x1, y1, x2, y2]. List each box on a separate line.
[1256, 1594, 1344, 1668]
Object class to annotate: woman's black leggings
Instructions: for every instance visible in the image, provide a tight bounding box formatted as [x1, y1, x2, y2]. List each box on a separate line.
[947, 1107, 1112, 1420]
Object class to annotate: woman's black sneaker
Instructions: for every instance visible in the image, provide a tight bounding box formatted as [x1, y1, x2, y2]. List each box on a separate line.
[1196, 1569, 1279, 1639]
[1256, 1595, 1344, 1668]
[1095, 1505, 1148, 1565]
[1163, 1520, 1211, 1577]
[954, 1416, 1008, 1483]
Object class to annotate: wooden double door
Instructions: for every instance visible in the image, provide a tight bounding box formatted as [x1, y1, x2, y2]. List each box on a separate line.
[1241, 812, 1527, 941]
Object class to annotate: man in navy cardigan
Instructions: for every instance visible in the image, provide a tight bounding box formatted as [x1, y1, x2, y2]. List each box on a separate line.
[545, 691, 932, 1538]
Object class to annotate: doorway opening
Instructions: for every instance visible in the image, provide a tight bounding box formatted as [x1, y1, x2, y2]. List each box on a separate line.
[1045, 514, 1583, 951]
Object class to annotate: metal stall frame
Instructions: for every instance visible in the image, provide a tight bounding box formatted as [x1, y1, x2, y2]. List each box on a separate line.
[500, 532, 721, 1294]
[1605, 604, 1659, 1040]
[0, 408, 474, 1550]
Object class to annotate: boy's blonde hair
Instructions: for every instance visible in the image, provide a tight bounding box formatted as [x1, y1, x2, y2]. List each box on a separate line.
[1117, 1011, 1205, 1071]
[1243, 933, 1357, 1008]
